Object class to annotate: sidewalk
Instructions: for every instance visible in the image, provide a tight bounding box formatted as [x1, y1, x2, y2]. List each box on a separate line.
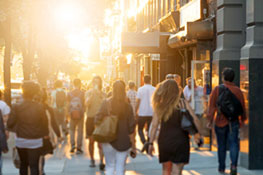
[3, 144, 263, 175]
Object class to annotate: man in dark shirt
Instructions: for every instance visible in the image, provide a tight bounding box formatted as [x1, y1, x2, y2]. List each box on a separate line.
[207, 68, 247, 175]
[68, 78, 85, 154]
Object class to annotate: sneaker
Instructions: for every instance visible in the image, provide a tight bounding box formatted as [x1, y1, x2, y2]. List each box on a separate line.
[76, 149, 83, 154]
[99, 163, 105, 171]
[70, 147, 75, 153]
[89, 160, 95, 168]
[230, 166, 237, 175]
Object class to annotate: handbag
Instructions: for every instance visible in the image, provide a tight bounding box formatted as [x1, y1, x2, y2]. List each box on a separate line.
[41, 138, 54, 155]
[180, 100, 198, 135]
[92, 101, 118, 143]
[12, 147, 20, 169]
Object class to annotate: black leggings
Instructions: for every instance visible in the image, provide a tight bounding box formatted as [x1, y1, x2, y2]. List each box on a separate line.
[17, 147, 41, 175]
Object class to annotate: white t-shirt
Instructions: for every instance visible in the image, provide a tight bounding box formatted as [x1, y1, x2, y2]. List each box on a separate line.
[136, 84, 155, 117]
[0, 100, 11, 116]
[183, 86, 204, 115]
[183, 85, 191, 102]
[194, 86, 204, 115]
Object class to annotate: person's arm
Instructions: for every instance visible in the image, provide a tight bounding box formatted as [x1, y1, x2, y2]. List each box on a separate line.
[206, 87, 219, 128]
[184, 99, 202, 133]
[7, 105, 17, 131]
[94, 100, 108, 125]
[47, 105, 61, 138]
[148, 113, 159, 156]
[127, 104, 136, 157]
[85, 90, 93, 108]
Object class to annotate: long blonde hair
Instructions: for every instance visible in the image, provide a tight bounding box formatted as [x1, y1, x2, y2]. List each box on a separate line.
[152, 80, 180, 122]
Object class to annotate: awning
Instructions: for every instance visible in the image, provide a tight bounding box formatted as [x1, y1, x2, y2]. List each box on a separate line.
[122, 32, 169, 54]
[168, 19, 214, 48]
[168, 31, 197, 48]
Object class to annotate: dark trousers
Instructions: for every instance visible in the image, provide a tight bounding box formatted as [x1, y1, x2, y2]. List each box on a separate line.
[17, 147, 41, 175]
[215, 121, 240, 171]
[138, 116, 152, 144]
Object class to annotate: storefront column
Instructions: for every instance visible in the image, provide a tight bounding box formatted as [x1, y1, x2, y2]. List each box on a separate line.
[240, 0, 263, 169]
[213, 0, 246, 86]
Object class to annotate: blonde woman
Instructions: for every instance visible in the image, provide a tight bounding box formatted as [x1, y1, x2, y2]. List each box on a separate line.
[148, 80, 201, 175]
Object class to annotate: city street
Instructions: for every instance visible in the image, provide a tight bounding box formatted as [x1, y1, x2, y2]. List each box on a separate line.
[2, 135, 263, 175]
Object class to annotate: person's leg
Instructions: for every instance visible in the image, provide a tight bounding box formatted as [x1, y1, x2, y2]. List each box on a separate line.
[17, 148, 29, 175]
[88, 136, 95, 165]
[215, 125, 228, 172]
[70, 119, 77, 151]
[115, 150, 129, 175]
[28, 148, 41, 175]
[138, 117, 146, 144]
[77, 118, 84, 151]
[146, 116, 153, 140]
[171, 163, 184, 175]
[162, 162, 172, 175]
[102, 143, 116, 175]
[228, 121, 240, 173]
[98, 143, 105, 170]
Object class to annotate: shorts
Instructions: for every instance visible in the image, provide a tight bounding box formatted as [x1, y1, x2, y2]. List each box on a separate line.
[86, 117, 95, 137]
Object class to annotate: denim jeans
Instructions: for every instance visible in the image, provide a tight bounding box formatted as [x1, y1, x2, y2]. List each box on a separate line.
[215, 121, 240, 171]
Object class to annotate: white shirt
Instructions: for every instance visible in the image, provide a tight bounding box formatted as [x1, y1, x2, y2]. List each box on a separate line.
[51, 88, 67, 108]
[183, 85, 192, 102]
[136, 84, 155, 117]
[194, 86, 204, 115]
[0, 100, 11, 116]
[183, 86, 204, 115]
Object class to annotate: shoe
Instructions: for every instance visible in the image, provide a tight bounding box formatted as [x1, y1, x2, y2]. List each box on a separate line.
[76, 149, 83, 154]
[99, 163, 105, 171]
[89, 160, 95, 168]
[70, 147, 75, 153]
[230, 166, 237, 175]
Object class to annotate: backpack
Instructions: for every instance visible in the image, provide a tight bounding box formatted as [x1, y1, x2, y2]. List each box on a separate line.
[216, 85, 243, 122]
[56, 90, 66, 109]
[69, 92, 83, 120]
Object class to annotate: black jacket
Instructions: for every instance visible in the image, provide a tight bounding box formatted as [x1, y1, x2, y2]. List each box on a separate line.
[7, 100, 48, 139]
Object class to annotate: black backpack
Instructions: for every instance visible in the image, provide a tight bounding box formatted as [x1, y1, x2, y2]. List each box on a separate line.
[56, 90, 66, 108]
[216, 85, 243, 121]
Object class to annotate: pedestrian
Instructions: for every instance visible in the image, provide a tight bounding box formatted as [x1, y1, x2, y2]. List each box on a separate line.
[184, 78, 204, 149]
[85, 76, 106, 169]
[38, 88, 62, 175]
[183, 77, 192, 103]
[207, 68, 246, 175]
[148, 79, 201, 175]
[68, 78, 85, 154]
[165, 74, 174, 80]
[95, 80, 136, 175]
[0, 90, 9, 175]
[135, 75, 155, 148]
[7, 81, 48, 175]
[51, 80, 68, 138]
[126, 81, 137, 115]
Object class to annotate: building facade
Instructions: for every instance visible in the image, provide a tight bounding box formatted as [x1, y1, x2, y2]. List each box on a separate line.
[121, 0, 263, 169]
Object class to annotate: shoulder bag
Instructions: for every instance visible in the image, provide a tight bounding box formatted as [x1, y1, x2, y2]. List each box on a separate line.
[92, 100, 118, 143]
[180, 100, 198, 135]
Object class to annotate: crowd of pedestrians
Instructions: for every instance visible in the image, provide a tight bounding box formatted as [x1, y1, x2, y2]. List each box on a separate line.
[0, 67, 246, 175]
